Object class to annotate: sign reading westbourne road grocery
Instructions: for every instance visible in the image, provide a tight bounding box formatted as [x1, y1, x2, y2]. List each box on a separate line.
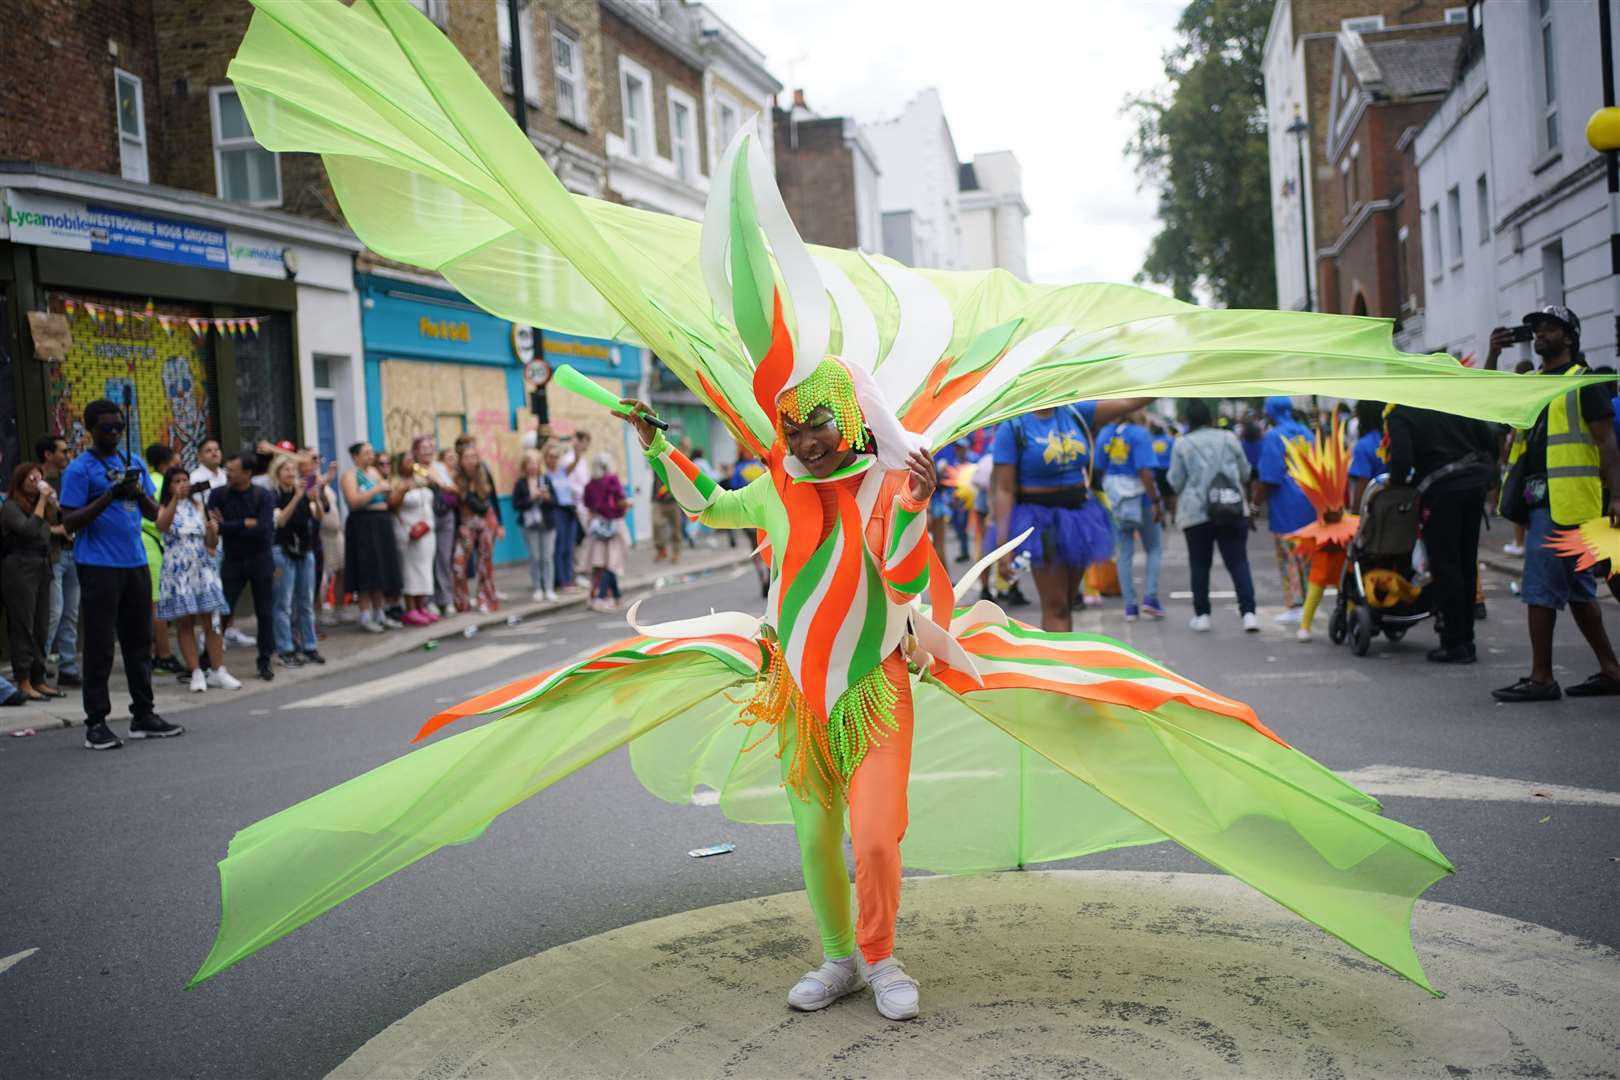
[2, 190, 287, 279]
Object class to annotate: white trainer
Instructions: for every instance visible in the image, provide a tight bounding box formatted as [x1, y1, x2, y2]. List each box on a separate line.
[208, 667, 243, 690]
[189, 668, 207, 693]
[531, 589, 547, 603]
[858, 955, 920, 1021]
[1242, 612, 1260, 633]
[1296, 626, 1313, 643]
[787, 956, 861, 1012]
[1188, 614, 1211, 632]
[1274, 607, 1303, 626]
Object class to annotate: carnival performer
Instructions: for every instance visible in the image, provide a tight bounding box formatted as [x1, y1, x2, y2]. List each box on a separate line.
[1284, 416, 1359, 643]
[189, 0, 1611, 1012]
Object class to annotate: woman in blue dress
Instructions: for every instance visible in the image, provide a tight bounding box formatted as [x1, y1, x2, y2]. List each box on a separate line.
[990, 399, 1151, 632]
[155, 467, 240, 692]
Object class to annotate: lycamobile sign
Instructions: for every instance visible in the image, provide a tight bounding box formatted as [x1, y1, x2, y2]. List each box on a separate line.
[2, 190, 287, 279]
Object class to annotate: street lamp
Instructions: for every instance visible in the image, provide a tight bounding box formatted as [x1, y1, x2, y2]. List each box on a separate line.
[1286, 109, 1313, 312]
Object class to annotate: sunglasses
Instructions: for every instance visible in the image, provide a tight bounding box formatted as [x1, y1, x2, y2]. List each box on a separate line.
[97, 421, 127, 434]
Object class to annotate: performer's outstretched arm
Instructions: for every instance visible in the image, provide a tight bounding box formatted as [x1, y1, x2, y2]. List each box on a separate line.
[643, 429, 766, 530]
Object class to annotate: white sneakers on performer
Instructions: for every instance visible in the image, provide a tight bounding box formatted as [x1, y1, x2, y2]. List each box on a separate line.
[1296, 626, 1313, 643]
[1242, 612, 1260, 633]
[787, 956, 861, 1012]
[1188, 614, 1211, 632]
[207, 667, 243, 690]
[858, 954, 920, 1021]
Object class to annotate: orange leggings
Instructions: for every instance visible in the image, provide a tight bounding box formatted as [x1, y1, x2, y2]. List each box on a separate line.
[781, 650, 913, 964]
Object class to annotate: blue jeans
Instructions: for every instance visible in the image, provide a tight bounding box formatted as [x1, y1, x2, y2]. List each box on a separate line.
[553, 514, 577, 587]
[1114, 507, 1162, 609]
[1520, 506, 1597, 610]
[272, 547, 318, 654]
[47, 551, 80, 675]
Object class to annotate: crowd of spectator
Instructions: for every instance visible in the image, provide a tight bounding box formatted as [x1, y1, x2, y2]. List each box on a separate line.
[3, 305, 1616, 749]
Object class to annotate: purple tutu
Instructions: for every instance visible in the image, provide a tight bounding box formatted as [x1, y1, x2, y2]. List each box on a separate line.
[987, 498, 1115, 571]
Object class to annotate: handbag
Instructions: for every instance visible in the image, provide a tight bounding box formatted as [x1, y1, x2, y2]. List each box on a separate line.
[408, 520, 430, 541]
[588, 516, 618, 540]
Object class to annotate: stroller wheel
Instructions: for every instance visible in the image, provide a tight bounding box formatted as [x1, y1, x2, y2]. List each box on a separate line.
[1328, 603, 1349, 646]
[1350, 605, 1374, 657]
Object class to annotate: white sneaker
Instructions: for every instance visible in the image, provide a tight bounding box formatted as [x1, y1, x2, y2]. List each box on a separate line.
[223, 627, 256, 648]
[544, 590, 558, 602]
[360, 616, 385, 634]
[1502, 542, 1525, 557]
[1188, 614, 1211, 632]
[1296, 627, 1313, 643]
[1274, 607, 1302, 626]
[857, 955, 920, 1021]
[207, 667, 242, 690]
[189, 669, 207, 693]
[494, 590, 509, 600]
[786, 956, 862, 1012]
[382, 616, 404, 630]
[1242, 612, 1260, 633]
[531, 589, 547, 603]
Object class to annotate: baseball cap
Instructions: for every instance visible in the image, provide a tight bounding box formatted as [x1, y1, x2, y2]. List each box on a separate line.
[1522, 305, 1581, 340]
[273, 439, 297, 452]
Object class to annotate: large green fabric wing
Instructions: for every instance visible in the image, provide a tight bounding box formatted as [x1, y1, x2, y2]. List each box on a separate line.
[229, 0, 1595, 458]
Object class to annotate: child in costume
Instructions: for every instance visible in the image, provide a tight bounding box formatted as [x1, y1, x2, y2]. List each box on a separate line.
[1285, 416, 1359, 643]
[188, 0, 1613, 1011]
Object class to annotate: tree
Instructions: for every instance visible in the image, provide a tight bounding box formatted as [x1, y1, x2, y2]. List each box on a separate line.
[1125, 0, 1276, 308]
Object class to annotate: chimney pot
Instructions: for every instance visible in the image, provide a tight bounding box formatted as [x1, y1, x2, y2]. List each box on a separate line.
[793, 89, 807, 109]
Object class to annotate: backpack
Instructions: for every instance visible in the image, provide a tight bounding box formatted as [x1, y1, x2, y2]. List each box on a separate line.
[1187, 436, 1245, 525]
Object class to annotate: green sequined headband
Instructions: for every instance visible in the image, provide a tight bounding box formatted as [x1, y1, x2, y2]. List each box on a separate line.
[776, 357, 869, 450]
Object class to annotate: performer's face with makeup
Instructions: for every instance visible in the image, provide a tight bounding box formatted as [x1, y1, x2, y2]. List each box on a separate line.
[781, 405, 854, 479]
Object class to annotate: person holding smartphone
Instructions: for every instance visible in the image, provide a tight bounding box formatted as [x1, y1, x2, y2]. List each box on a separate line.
[57, 400, 184, 750]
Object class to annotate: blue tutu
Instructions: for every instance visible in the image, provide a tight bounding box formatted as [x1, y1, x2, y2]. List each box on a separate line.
[988, 498, 1115, 571]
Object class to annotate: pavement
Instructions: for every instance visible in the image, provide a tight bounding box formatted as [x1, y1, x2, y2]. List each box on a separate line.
[0, 537, 758, 737]
[3, 527, 1618, 1080]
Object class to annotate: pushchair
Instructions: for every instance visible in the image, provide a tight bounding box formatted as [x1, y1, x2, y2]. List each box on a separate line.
[1328, 477, 1433, 656]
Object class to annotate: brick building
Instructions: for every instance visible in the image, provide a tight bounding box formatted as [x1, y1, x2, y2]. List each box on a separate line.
[1262, 0, 1467, 314]
[772, 91, 883, 252]
[1313, 28, 1462, 330]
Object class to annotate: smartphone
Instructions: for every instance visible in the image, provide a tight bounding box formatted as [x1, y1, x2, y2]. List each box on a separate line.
[1509, 324, 1534, 344]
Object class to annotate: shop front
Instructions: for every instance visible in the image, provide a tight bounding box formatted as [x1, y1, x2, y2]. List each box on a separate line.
[539, 330, 648, 542]
[359, 272, 531, 564]
[0, 165, 362, 470]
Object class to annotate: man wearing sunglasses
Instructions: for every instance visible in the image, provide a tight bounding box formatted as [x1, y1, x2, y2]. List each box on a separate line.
[57, 400, 184, 750]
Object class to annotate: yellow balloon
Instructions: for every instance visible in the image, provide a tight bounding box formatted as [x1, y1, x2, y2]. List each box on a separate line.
[1587, 106, 1620, 152]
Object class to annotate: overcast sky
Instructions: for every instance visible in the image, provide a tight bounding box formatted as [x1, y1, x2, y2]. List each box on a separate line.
[709, 0, 1186, 287]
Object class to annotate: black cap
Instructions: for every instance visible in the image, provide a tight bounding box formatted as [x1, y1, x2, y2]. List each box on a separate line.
[1523, 304, 1581, 341]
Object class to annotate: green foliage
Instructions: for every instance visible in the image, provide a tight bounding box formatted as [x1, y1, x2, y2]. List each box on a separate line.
[1125, 0, 1277, 308]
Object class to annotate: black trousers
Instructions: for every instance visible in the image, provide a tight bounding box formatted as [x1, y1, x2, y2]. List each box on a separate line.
[220, 557, 275, 664]
[1422, 488, 1484, 649]
[1183, 519, 1257, 617]
[77, 563, 155, 723]
[3, 553, 52, 683]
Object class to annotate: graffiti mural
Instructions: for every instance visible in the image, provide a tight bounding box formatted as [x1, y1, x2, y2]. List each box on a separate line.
[44, 292, 218, 466]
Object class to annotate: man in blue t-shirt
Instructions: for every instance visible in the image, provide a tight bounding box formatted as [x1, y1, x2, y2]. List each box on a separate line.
[1254, 396, 1316, 623]
[58, 400, 185, 750]
[1100, 411, 1165, 620]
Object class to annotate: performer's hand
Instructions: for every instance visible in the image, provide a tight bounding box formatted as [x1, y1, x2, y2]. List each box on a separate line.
[615, 398, 659, 448]
[906, 448, 936, 503]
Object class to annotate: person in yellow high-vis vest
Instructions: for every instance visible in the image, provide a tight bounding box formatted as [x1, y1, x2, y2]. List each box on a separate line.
[1489, 307, 1620, 702]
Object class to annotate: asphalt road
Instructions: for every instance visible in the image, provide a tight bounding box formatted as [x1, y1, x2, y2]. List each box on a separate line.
[3, 546, 1617, 1080]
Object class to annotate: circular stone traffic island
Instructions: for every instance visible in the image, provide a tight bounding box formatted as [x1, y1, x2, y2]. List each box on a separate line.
[331, 870, 1620, 1079]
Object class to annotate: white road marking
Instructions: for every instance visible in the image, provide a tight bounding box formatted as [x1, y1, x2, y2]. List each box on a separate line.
[0, 948, 38, 976]
[1335, 765, 1620, 808]
[690, 770, 1004, 806]
[282, 645, 532, 709]
[1222, 669, 1372, 686]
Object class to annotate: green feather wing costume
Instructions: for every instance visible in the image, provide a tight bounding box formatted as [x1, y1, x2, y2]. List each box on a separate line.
[192, 0, 1598, 994]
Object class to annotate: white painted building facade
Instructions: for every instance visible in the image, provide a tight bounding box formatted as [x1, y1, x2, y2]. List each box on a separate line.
[1262, 0, 1317, 313]
[958, 151, 1030, 280]
[1416, 1, 1620, 368]
[861, 89, 964, 270]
